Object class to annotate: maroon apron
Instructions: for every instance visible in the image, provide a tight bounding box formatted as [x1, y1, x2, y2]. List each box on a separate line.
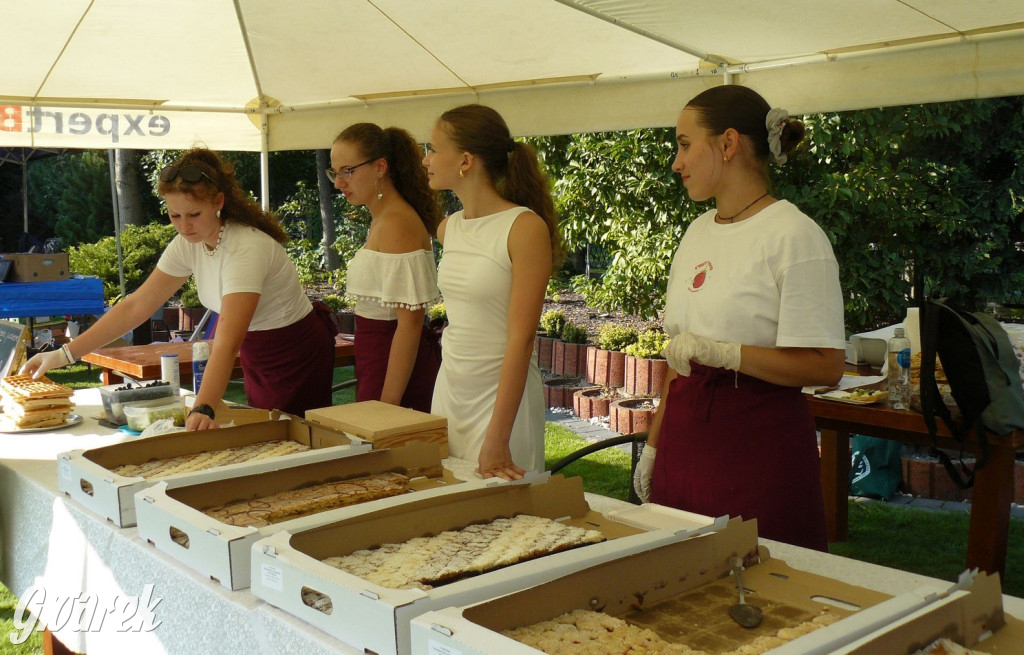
[239, 303, 336, 415]
[651, 364, 828, 551]
[354, 315, 441, 413]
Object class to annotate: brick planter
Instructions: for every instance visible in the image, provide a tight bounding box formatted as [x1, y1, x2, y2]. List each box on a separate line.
[573, 387, 620, 420]
[543, 376, 590, 409]
[534, 334, 557, 371]
[178, 307, 207, 332]
[901, 456, 974, 502]
[609, 397, 657, 435]
[551, 341, 589, 378]
[586, 347, 626, 388]
[624, 355, 668, 396]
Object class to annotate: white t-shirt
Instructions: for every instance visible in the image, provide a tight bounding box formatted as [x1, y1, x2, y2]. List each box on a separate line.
[157, 223, 311, 331]
[664, 200, 845, 350]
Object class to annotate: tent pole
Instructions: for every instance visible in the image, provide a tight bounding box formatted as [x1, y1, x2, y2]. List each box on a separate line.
[107, 149, 126, 298]
[260, 114, 270, 211]
[21, 164, 29, 233]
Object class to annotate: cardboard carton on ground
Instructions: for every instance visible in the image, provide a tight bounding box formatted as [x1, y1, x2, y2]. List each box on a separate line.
[305, 400, 448, 457]
[57, 414, 367, 528]
[250, 473, 724, 655]
[135, 442, 463, 590]
[0, 253, 70, 282]
[411, 519, 1024, 655]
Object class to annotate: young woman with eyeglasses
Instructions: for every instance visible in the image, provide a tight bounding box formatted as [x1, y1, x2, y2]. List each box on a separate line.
[329, 123, 442, 412]
[21, 147, 339, 429]
[422, 104, 563, 480]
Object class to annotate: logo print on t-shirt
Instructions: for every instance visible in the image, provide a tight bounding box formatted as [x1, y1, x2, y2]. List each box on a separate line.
[689, 261, 713, 292]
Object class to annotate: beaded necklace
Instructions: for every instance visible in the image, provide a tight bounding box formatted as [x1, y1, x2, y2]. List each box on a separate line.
[203, 225, 225, 256]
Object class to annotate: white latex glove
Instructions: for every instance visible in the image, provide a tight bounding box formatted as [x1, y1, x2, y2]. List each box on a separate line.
[633, 445, 657, 503]
[662, 333, 741, 376]
[19, 347, 74, 380]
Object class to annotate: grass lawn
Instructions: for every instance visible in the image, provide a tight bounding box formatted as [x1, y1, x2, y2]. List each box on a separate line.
[2, 370, 1020, 651]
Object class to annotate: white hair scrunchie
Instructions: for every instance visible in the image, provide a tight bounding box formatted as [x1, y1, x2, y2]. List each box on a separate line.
[766, 108, 789, 165]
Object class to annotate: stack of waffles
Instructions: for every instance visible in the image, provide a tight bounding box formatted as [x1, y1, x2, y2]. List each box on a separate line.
[0, 374, 75, 430]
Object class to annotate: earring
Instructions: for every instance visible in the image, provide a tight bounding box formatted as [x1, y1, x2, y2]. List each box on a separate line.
[375, 177, 383, 201]
[723, 155, 728, 163]
[458, 169, 465, 179]
[216, 209, 221, 218]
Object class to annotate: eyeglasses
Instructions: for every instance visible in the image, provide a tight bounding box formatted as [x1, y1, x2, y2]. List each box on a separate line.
[325, 158, 375, 182]
[160, 165, 216, 185]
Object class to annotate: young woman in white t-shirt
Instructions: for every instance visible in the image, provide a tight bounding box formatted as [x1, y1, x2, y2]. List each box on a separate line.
[22, 148, 338, 430]
[633, 86, 846, 550]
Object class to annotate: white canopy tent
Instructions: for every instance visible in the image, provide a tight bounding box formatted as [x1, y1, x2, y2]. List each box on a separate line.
[3, 0, 1024, 198]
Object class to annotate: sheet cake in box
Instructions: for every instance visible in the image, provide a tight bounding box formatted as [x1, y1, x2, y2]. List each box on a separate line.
[250, 473, 725, 655]
[134, 442, 463, 590]
[305, 400, 448, 456]
[412, 519, 1024, 654]
[58, 412, 367, 528]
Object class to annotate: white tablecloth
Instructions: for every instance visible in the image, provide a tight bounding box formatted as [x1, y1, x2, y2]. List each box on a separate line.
[1, 389, 1020, 653]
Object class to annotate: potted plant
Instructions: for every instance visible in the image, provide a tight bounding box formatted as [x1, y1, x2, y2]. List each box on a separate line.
[609, 396, 659, 435]
[623, 330, 670, 396]
[586, 323, 638, 388]
[322, 293, 356, 334]
[551, 321, 589, 378]
[573, 385, 621, 420]
[176, 279, 207, 333]
[543, 375, 596, 409]
[535, 309, 566, 371]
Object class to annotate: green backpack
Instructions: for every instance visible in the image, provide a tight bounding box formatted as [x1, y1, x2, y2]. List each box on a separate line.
[920, 299, 1024, 488]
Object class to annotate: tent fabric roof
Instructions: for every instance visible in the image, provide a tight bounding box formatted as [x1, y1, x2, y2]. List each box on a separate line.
[3, 0, 1024, 151]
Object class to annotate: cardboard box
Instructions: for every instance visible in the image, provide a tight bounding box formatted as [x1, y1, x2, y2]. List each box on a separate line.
[134, 442, 462, 590]
[305, 400, 449, 456]
[250, 473, 724, 655]
[835, 571, 1022, 654]
[411, 520, 1024, 655]
[57, 415, 369, 528]
[1, 253, 70, 282]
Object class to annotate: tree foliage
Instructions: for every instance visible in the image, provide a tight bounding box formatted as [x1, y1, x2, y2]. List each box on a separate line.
[68, 222, 177, 301]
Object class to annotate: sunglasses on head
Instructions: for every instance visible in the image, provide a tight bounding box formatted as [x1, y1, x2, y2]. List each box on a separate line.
[160, 165, 216, 185]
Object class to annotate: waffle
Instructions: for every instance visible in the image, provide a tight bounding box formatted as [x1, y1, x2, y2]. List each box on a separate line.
[910, 352, 947, 386]
[1, 374, 73, 400]
[321, 514, 605, 590]
[111, 439, 309, 479]
[912, 638, 989, 654]
[505, 606, 841, 655]
[203, 472, 410, 527]
[0, 374, 74, 429]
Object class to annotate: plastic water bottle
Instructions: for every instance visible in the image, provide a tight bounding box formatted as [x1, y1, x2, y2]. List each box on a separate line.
[160, 353, 180, 394]
[887, 327, 911, 410]
[192, 341, 210, 394]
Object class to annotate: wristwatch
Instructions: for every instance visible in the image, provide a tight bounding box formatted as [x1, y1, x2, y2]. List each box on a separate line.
[190, 404, 216, 420]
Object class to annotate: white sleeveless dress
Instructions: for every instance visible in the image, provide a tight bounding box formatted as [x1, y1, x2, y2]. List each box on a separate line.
[431, 207, 545, 472]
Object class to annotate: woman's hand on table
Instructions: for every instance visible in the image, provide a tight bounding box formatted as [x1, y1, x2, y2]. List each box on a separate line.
[185, 411, 219, 431]
[476, 439, 526, 481]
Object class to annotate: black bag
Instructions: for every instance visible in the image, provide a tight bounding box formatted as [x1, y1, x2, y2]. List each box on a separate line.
[920, 299, 1024, 488]
[849, 434, 903, 500]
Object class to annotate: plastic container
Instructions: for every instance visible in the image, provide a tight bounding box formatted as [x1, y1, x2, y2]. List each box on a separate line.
[887, 327, 911, 410]
[100, 381, 176, 425]
[192, 341, 210, 394]
[161, 353, 180, 393]
[123, 397, 187, 432]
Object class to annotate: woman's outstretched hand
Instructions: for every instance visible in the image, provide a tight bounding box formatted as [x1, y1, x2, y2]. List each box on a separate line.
[476, 439, 526, 481]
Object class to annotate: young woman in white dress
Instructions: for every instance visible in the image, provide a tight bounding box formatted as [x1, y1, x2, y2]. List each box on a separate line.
[423, 105, 562, 480]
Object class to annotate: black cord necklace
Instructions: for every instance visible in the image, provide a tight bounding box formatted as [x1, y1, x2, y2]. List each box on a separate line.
[716, 192, 769, 223]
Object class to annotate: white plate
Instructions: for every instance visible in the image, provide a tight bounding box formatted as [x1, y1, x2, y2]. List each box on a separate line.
[0, 413, 83, 433]
[818, 390, 888, 405]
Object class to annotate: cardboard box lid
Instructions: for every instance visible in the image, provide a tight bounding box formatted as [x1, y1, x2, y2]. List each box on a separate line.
[305, 400, 447, 439]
